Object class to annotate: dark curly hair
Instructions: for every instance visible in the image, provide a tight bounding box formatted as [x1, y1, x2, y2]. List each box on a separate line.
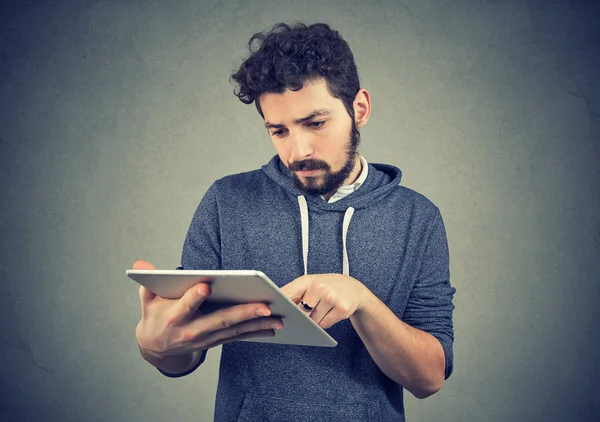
[231, 22, 360, 119]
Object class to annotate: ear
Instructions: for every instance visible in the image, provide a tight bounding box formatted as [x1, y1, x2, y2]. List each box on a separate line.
[353, 88, 371, 129]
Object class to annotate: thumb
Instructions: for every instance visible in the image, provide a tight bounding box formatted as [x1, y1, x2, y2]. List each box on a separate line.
[139, 285, 157, 303]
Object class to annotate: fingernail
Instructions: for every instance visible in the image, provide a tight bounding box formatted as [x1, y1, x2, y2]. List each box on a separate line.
[256, 308, 271, 317]
[271, 322, 283, 330]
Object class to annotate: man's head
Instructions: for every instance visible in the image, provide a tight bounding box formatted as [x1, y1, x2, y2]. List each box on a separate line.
[231, 23, 371, 197]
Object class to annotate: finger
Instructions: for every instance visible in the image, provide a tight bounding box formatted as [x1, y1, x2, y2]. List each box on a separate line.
[139, 285, 157, 303]
[203, 329, 277, 349]
[196, 316, 283, 348]
[280, 275, 312, 302]
[172, 282, 212, 322]
[135, 261, 158, 304]
[133, 260, 156, 270]
[317, 308, 345, 329]
[297, 281, 321, 317]
[300, 283, 341, 327]
[306, 299, 333, 325]
[195, 302, 274, 334]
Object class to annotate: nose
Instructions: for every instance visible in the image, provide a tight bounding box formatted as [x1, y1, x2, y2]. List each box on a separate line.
[289, 130, 314, 162]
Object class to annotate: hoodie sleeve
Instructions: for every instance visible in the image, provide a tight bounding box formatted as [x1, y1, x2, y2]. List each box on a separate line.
[401, 207, 456, 380]
[157, 184, 221, 379]
[179, 183, 222, 271]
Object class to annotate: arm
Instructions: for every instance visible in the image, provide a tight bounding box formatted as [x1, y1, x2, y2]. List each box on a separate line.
[350, 293, 446, 399]
[140, 184, 220, 377]
[351, 208, 455, 398]
[135, 184, 280, 377]
[281, 208, 455, 398]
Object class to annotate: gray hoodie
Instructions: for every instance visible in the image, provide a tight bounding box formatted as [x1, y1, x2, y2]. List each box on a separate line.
[176, 155, 455, 421]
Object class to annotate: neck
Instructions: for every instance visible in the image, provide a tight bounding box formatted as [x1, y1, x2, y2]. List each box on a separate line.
[345, 154, 363, 186]
[321, 155, 362, 201]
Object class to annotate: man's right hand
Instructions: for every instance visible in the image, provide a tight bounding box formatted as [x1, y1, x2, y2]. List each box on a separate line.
[134, 260, 283, 375]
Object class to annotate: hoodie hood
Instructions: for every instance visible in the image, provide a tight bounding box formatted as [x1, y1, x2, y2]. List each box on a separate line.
[261, 155, 403, 212]
[262, 155, 403, 277]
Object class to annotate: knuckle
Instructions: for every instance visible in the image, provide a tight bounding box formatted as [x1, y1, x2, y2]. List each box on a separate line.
[183, 301, 196, 315]
[315, 281, 328, 293]
[247, 307, 259, 319]
[229, 327, 243, 338]
[324, 292, 336, 304]
[218, 318, 232, 330]
[261, 320, 275, 330]
[164, 315, 179, 329]
[337, 304, 350, 315]
[179, 329, 196, 343]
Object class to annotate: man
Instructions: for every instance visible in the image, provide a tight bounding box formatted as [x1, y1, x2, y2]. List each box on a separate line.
[135, 22, 455, 421]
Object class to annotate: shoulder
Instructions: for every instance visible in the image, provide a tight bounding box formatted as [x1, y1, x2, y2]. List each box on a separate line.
[390, 184, 441, 216]
[210, 168, 269, 196]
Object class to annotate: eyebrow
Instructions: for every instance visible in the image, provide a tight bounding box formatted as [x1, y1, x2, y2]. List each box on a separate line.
[264, 109, 331, 129]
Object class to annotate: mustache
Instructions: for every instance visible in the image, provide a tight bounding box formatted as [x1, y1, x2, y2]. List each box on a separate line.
[289, 159, 330, 172]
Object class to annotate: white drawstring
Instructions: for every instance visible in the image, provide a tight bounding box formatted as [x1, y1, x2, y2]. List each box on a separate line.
[298, 196, 309, 276]
[297, 196, 354, 276]
[342, 207, 355, 276]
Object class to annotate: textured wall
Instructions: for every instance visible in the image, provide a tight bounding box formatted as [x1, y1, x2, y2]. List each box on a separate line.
[1, 0, 598, 421]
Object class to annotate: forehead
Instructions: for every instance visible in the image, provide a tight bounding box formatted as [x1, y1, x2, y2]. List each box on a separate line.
[259, 78, 345, 122]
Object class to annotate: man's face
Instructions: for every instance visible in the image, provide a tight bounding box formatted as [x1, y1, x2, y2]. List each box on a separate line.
[260, 78, 361, 196]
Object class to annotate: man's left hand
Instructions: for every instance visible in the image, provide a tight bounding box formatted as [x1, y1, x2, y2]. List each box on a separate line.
[280, 274, 370, 329]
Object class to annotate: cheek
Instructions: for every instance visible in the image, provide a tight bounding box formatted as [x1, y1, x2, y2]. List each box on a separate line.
[323, 123, 351, 146]
[272, 140, 291, 163]
[320, 132, 347, 156]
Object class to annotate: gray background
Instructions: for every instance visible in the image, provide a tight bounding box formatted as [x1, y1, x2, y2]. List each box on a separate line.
[1, 0, 599, 421]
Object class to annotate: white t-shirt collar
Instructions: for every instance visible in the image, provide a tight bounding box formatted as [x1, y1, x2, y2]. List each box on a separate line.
[324, 156, 368, 203]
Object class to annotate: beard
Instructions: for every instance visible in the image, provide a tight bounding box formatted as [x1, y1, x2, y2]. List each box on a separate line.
[288, 120, 361, 196]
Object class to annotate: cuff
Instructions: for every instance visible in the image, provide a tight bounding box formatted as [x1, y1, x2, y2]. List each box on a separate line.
[156, 350, 205, 378]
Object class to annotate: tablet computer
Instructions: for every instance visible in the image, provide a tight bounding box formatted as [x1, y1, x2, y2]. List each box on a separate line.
[126, 269, 337, 347]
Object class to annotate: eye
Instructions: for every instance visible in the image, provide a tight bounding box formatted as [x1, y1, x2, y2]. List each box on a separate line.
[309, 121, 325, 129]
[271, 129, 287, 137]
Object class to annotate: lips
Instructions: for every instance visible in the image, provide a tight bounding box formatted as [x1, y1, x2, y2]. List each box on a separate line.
[296, 169, 322, 177]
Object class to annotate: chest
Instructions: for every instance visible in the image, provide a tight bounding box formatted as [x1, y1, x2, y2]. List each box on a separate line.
[219, 203, 416, 304]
